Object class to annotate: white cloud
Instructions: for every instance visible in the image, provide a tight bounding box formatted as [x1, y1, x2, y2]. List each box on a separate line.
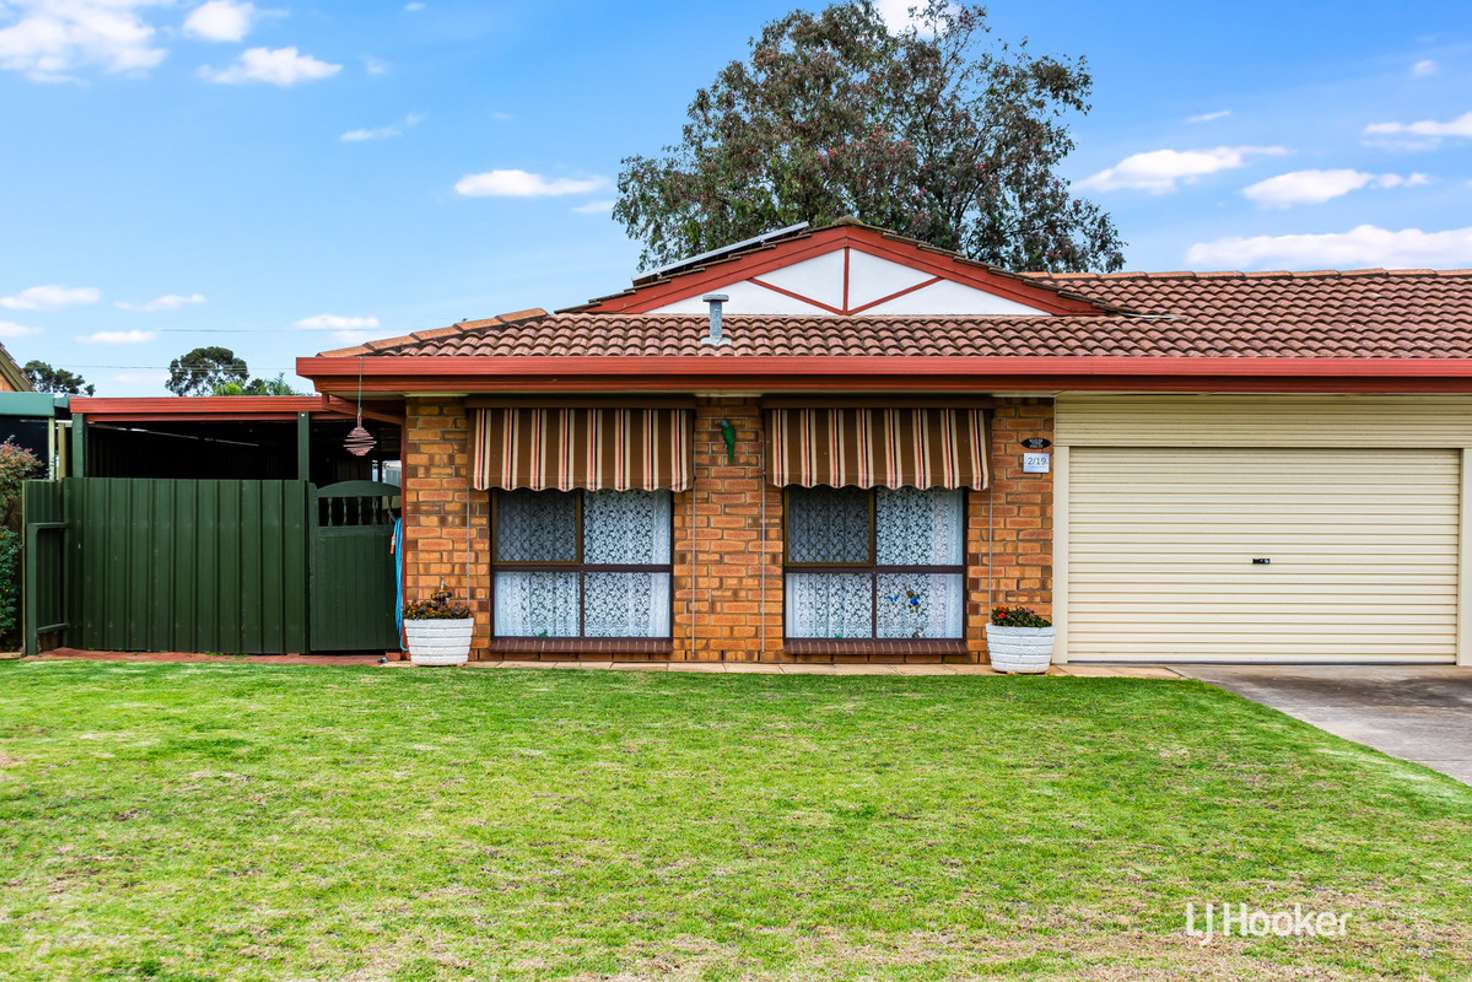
[1076, 145, 1289, 194]
[80, 329, 156, 344]
[296, 314, 380, 330]
[115, 292, 206, 312]
[182, 0, 252, 42]
[0, 0, 167, 82]
[1364, 110, 1472, 148]
[489, 110, 513, 122]
[340, 112, 422, 143]
[1186, 109, 1231, 124]
[0, 320, 40, 338]
[454, 169, 608, 198]
[1242, 169, 1429, 207]
[362, 55, 388, 76]
[1411, 58, 1437, 77]
[403, 1, 425, 10]
[0, 284, 100, 310]
[571, 199, 615, 214]
[1186, 224, 1472, 269]
[200, 46, 341, 86]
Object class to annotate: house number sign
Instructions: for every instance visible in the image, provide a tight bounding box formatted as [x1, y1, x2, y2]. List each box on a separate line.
[1022, 452, 1051, 474]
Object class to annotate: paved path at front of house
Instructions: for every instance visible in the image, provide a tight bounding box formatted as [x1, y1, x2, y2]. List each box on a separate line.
[1180, 666, 1472, 785]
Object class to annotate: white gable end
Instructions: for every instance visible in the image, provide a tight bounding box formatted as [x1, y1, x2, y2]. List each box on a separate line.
[648, 245, 1049, 316]
[752, 250, 846, 309]
[846, 250, 934, 308]
[863, 278, 1047, 316]
[652, 279, 831, 315]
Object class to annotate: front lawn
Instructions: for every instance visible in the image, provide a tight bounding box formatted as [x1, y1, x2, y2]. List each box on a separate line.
[1, 662, 1469, 979]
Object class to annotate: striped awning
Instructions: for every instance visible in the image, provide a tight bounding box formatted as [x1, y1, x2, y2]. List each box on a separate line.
[470, 408, 692, 491]
[765, 408, 988, 490]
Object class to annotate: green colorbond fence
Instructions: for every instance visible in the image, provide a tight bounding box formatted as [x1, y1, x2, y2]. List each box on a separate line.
[22, 477, 401, 656]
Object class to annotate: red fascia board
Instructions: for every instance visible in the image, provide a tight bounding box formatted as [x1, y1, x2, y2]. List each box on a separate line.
[70, 395, 335, 422]
[577, 226, 1103, 316]
[297, 354, 1472, 379]
[297, 355, 1472, 392]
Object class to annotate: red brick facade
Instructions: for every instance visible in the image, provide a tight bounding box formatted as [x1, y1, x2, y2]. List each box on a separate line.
[400, 396, 1054, 663]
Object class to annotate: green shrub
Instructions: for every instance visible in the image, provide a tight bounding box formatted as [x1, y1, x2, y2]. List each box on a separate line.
[0, 527, 18, 647]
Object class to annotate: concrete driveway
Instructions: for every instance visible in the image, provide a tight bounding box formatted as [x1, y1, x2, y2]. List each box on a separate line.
[1179, 666, 1472, 785]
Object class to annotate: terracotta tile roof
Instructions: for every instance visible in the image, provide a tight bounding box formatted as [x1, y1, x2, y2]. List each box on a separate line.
[344, 267, 1472, 361]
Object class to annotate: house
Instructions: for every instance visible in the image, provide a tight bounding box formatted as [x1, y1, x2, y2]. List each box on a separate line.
[296, 220, 1472, 667]
[0, 342, 31, 394]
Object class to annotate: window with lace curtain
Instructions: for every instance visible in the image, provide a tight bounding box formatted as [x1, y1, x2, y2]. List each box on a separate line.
[784, 487, 965, 640]
[491, 489, 672, 638]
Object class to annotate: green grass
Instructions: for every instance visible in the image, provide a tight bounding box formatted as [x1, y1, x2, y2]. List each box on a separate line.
[1, 662, 1469, 980]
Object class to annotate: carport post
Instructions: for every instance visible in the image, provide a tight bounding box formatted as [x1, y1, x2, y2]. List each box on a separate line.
[69, 414, 85, 478]
[297, 412, 310, 482]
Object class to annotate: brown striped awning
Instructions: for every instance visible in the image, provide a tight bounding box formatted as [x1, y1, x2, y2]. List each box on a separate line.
[765, 408, 988, 490]
[470, 408, 692, 491]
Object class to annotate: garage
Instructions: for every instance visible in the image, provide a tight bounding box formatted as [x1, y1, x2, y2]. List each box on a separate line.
[1054, 396, 1472, 665]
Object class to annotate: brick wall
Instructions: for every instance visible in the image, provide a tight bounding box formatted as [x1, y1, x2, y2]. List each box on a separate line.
[674, 399, 784, 662]
[969, 399, 1055, 661]
[398, 395, 1054, 663]
[401, 397, 491, 656]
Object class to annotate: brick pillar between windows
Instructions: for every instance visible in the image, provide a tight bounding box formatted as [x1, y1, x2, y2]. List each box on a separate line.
[673, 399, 784, 662]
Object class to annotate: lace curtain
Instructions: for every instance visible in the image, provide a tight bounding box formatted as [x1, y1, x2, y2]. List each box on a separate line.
[875, 488, 964, 565]
[786, 573, 872, 639]
[785, 487, 965, 640]
[876, 573, 964, 639]
[493, 571, 579, 636]
[494, 490, 671, 637]
[584, 491, 672, 564]
[785, 487, 870, 563]
[495, 490, 577, 562]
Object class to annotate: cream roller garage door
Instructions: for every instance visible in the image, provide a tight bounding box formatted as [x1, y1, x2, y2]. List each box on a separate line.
[1066, 447, 1461, 663]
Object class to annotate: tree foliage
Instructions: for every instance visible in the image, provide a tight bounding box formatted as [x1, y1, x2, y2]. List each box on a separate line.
[615, 0, 1124, 273]
[0, 441, 41, 649]
[167, 347, 249, 396]
[212, 373, 304, 396]
[23, 361, 93, 396]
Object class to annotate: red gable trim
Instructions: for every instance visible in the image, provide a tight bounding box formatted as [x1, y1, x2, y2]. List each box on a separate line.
[573, 226, 1106, 316]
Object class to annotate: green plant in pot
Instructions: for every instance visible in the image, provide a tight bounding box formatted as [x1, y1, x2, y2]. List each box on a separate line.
[404, 586, 474, 667]
[985, 605, 1055, 674]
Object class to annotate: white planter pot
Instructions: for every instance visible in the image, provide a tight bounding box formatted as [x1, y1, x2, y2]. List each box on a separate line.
[985, 624, 1055, 674]
[405, 618, 473, 667]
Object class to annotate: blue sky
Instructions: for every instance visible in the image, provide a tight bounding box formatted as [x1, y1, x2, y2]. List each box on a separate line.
[1, 0, 1470, 395]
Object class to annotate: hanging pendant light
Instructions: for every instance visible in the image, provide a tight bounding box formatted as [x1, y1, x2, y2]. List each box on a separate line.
[344, 356, 377, 457]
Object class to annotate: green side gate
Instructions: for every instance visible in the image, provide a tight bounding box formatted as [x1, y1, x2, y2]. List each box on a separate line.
[310, 481, 400, 652]
[22, 477, 400, 655]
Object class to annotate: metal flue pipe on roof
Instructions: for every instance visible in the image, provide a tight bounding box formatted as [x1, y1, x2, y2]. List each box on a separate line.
[700, 294, 731, 346]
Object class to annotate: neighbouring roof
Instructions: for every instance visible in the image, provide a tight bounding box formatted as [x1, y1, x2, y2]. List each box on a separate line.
[322, 268, 1472, 361]
[0, 341, 32, 392]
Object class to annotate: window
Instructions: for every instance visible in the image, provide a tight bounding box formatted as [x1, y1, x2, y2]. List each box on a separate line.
[784, 487, 965, 640]
[491, 489, 672, 638]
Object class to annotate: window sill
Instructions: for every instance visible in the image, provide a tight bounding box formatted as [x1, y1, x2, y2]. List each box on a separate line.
[783, 638, 969, 657]
[490, 637, 673, 655]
